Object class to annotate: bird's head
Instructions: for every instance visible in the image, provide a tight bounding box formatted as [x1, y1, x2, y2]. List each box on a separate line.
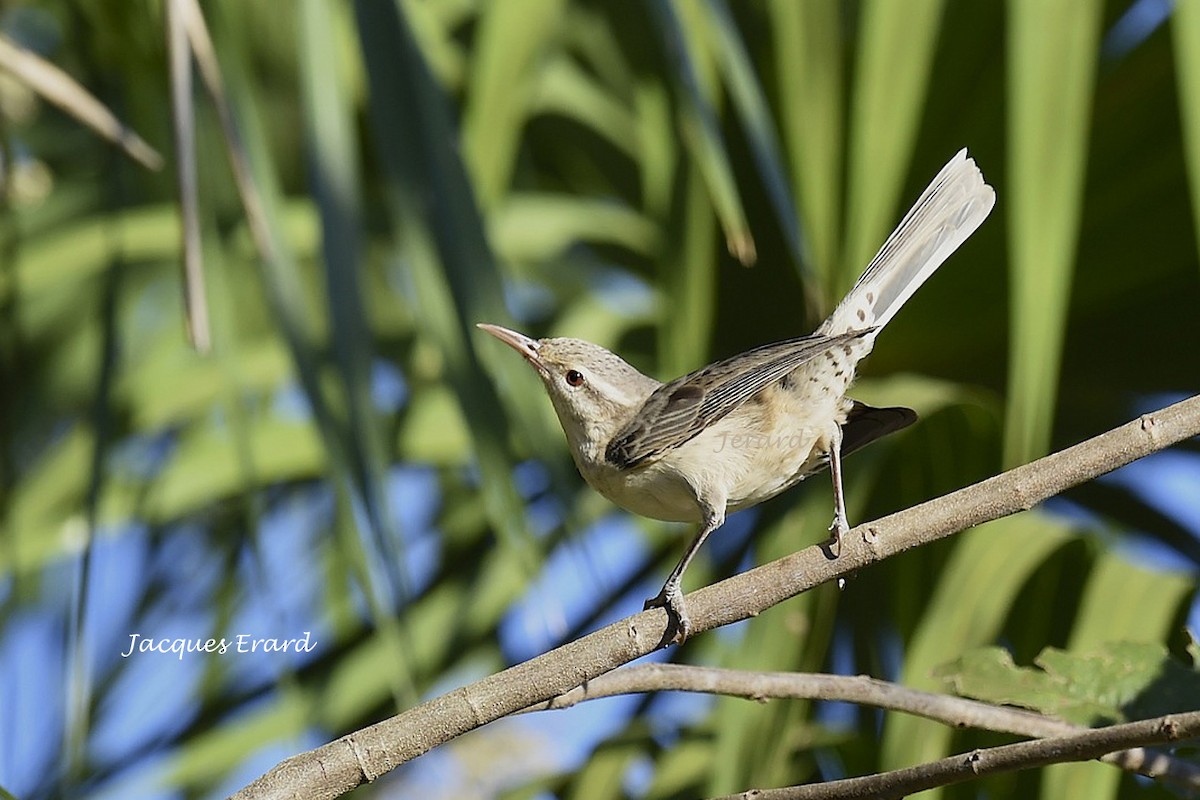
[477, 323, 658, 458]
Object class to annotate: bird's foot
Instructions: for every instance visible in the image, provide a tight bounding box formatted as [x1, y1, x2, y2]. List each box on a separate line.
[822, 511, 850, 558]
[644, 581, 690, 646]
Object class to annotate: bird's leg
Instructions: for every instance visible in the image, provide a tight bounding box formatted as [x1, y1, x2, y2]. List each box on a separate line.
[826, 424, 850, 557]
[644, 505, 725, 646]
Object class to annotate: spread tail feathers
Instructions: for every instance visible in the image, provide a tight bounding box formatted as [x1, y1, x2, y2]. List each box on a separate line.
[821, 149, 995, 339]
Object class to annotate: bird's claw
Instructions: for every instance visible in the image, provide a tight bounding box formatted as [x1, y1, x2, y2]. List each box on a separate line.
[644, 582, 690, 646]
[824, 511, 850, 558]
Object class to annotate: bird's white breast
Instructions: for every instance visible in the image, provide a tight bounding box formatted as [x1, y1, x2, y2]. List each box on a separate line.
[576, 380, 854, 524]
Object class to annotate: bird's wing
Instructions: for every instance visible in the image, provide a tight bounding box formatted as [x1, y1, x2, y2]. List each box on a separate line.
[605, 331, 869, 468]
[839, 401, 917, 456]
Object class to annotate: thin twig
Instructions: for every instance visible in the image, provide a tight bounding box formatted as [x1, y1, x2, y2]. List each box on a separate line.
[714, 711, 1200, 800]
[527, 663, 1200, 787]
[228, 394, 1200, 800]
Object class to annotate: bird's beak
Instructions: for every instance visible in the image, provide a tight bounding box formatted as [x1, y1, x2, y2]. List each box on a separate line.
[477, 323, 545, 372]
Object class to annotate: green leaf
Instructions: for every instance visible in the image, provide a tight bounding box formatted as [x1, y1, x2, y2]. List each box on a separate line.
[461, 0, 567, 210]
[354, 0, 541, 573]
[1174, 0, 1200, 279]
[644, 736, 718, 798]
[936, 642, 1200, 727]
[565, 738, 641, 800]
[300, 0, 408, 605]
[397, 386, 472, 466]
[650, 0, 755, 264]
[1043, 550, 1194, 798]
[531, 55, 640, 159]
[843, 0, 946, 299]
[881, 515, 1074, 775]
[489, 193, 661, 264]
[708, 496, 837, 794]
[4, 425, 94, 576]
[657, 163, 717, 378]
[769, 0, 843, 290]
[1003, 0, 1104, 465]
[144, 418, 324, 522]
[702, 0, 805, 272]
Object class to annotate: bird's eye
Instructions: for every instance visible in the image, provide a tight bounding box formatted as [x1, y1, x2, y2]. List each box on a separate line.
[565, 369, 585, 387]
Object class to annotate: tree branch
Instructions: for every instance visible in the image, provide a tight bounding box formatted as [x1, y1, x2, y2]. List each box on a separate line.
[714, 711, 1200, 800]
[528, 663, 1200, 787]
[229, 394, 1200, 800]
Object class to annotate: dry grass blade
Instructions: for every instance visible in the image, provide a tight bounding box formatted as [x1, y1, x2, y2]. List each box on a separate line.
[0, 34, 163, 170]
[166, 0, 211, 353]
[174, 0, 270, 261]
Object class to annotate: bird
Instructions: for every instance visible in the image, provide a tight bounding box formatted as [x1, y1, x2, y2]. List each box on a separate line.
[479, 148, 995, 644]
